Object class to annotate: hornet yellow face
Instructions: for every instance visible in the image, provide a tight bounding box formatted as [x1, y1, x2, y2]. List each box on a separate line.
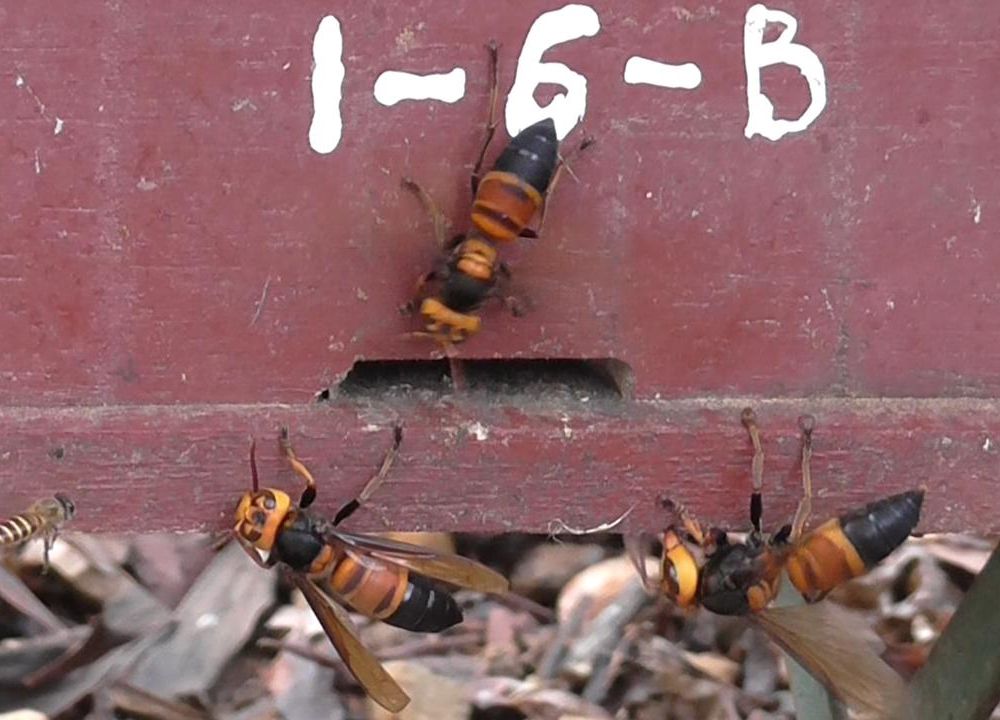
[234, 488, 293, 553]
[660, 529, 701, 607]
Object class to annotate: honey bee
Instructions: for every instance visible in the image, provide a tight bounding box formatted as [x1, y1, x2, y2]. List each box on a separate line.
[1, 494, 76, 568]
[233, 425, 509, 711]
[403, 40, 592, 346]
[632, 409, 921, 718]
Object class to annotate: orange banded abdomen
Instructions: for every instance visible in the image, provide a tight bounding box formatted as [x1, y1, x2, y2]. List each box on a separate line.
[313, 546, 463, 633]
[785, 519, 866, 601]
[470, 171, 543, 243]
[319, 550, 409, 621]
[785, 490, 923, 601]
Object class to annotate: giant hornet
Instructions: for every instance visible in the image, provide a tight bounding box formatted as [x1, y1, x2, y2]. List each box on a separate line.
[1, 494, 76, 568]
[233, 425, 509, 712]
[631, 409, 923, 719]
[402, 41, 593, 346]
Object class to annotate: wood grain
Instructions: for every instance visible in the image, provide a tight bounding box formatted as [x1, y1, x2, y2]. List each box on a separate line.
[1, 3, 998, 531]
[0, 399, 996, 533]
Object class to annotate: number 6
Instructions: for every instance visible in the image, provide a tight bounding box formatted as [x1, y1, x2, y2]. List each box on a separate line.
[504, 4, 601, 140]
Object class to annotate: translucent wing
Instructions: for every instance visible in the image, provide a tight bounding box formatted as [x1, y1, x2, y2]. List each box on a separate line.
[320, 529, 509, 594]
[755, 603, 907, 720]
[623, 532, 659, 595]
[289, 572, 410, 712]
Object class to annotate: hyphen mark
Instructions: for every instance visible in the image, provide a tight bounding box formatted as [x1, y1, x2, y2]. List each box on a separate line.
[624, 56, 702, 89]
[374, 68, 466, 106]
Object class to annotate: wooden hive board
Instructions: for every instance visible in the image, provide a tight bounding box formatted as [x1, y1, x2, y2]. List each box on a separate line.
[1, 2, 998, 533]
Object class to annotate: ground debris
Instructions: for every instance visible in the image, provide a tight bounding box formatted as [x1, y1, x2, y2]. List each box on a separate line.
[0, 532, 995, 719]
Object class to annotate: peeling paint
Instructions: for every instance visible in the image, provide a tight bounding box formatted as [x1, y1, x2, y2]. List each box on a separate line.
[231, 98, 257, 112]
[467, 422, 489, 441]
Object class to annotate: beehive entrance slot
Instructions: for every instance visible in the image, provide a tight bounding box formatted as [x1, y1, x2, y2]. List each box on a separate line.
[327, 358, 633, 401]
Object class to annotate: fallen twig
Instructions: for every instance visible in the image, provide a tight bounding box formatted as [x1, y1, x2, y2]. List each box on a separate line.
[546, 505, 635, 538]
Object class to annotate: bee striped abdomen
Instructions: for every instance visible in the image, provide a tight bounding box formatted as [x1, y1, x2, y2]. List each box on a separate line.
[787, 490, 924, 600]
[0, 513, 43, 546]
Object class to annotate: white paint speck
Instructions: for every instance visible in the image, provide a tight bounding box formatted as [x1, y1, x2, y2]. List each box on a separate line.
[15, 75, 24, 88]
[98, 104, 104, 112]
[231, 98, 257, 112]
[940, 436, 953, 447]
[181, 372, 187, 382]
[972, 199, 982, 224]
[373, 68, 466, 106]
[53, 117, 64, 135]
[505, 4, 601, 139]
[33, 149, 41, 175]
[690, 208, 700, 218]
[645, 191, 653, 199]
[309, 15, 346, 154]
[467, 422, 489, 441]
[886, 299, 895, 310]
[983, 437, 993, 452]
[819, 288, 835, 319]
[560, 415, 573, 439]
[362, 424, 380, 433]
[136, 177, 158, 191]
[195, 613, 219, 630]
[624, 56, 702, 90]
[282, 61, 291, 70]
[744, 3, 827, 141]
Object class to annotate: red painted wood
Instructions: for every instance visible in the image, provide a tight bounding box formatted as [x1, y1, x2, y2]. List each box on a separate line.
[0, 401, 997, 534]
[1, 3, 999, 531]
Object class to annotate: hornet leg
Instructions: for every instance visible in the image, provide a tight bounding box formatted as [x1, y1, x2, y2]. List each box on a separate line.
[470, 40, 500, 196]
[535, 135, 595, 236]
[402, 177, 451, 250]
[333, 424, 404, 525]
[741, 407, 765, 537]
[661, 497, 706, 546]
[492, 262, 525, 316]
[790, 415, 815, 541]
[279, 427, 319, 509]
